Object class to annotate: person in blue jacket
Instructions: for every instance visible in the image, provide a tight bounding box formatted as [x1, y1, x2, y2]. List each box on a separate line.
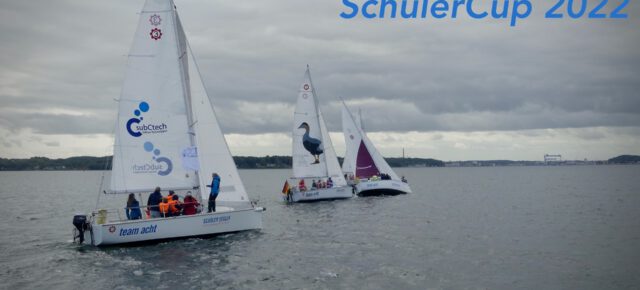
[126, 193, 142, 220]
[206, 173, 220, 212]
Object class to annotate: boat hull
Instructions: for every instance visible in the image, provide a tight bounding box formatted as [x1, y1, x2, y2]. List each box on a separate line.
[88, 207, 264, 246]
[289, 186, 353, 202]
[355, 180, 412, 196]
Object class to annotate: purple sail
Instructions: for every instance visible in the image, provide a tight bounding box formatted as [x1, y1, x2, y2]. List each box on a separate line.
[356, 140, 379, 178]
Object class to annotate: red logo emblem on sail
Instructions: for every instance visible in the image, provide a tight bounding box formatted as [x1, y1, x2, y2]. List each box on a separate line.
[303, 84, 310, 91]
[150, 28, 162, 40]
[149, 14, 162, 26]
[108, 225, 116, 233]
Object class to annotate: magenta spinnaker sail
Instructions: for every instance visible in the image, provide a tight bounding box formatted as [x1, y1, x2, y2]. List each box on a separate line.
[355, 140, 379, 178]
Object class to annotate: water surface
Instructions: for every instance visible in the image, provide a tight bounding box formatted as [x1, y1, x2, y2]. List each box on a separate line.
[0, 166, 639, 289]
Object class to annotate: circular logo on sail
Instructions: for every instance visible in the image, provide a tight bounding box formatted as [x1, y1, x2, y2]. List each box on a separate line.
[149, 14, 162, 26]
[108, 226, 116, 233]
[150, 28, 162, 40]
[303, 84, 310, 91]
[131, 142, 173, 176]
[126, 101, 168, 137]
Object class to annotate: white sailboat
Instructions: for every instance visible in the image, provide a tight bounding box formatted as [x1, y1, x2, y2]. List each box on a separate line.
[284, 66, 352, 202]
[72, 0, 264, 246]
[341, 102, 412, 196]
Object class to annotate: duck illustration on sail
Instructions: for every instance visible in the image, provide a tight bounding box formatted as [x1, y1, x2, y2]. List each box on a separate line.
[298, 122, 324, 164]
[342, 101, 412, 196]
[71, 0, 264, 246]
[283, 66, 352, 202]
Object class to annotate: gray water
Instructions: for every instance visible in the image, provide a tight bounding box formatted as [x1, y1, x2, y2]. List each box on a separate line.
[0, 166, 639, 289]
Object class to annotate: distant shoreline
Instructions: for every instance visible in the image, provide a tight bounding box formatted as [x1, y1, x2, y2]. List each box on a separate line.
[1, 155, 638, 171]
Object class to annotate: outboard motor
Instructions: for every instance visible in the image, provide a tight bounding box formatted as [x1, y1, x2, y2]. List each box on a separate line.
[72, 214, 90, 244]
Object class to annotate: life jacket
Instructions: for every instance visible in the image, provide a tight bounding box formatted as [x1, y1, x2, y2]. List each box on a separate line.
[159, 201, 170, 215]
[168, 199, 180, 214]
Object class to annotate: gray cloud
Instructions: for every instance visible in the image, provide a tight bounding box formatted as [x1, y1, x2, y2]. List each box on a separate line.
[0, 0, 639, 138]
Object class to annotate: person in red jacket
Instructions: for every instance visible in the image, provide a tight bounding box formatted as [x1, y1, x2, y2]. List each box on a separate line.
[182, 192, 200, 215]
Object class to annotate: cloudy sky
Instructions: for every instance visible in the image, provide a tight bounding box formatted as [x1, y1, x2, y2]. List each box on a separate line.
[1, 0, 639, 161]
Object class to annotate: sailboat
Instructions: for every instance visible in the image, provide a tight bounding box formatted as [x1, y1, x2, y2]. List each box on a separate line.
[341, 102, 412, 196]
[284, 66, 352, 202]
[72, 0, 264, 246]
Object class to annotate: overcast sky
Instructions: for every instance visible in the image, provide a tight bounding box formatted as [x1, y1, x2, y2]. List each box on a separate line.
[1, 0, 639, 161]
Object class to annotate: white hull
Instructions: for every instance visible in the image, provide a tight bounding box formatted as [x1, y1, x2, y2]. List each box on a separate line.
[289, 186, 353, 202]
[355, 180, 412, 196]
[88, 207, 264, 246]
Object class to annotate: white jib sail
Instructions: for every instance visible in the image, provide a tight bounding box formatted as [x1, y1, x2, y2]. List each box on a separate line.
[319, 112, 347, 186]
[110, 0, 198, 194]
[342, 102, 400, 181]
[292, 67, 329, 178]
[184, 34, 250, 205]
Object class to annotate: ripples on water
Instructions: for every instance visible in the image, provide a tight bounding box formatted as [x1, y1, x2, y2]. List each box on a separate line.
[0, 166, 639, 289]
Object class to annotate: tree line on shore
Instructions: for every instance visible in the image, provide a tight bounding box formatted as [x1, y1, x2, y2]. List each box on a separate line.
[0, 155, 446, 171]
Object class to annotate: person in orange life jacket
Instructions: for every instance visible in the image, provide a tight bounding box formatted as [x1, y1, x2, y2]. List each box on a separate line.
[168, 191, 181, 216]
[182, 192, 200, 215]
[159, 197, 170, 217]
[206, 173, 220, 212]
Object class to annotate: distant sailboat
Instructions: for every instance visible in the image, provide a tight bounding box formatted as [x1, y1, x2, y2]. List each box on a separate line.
[284, 66, 352, 202]
[341, 102, 412, 196]
[72, 0, 264, 246]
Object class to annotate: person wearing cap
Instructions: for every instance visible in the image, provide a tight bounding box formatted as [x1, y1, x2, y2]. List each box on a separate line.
[206, 173, 220, 212]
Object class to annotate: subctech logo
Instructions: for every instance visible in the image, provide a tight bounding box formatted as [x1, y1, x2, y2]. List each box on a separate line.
[126, 101, 168, 137]
[131, 141, 173, 176]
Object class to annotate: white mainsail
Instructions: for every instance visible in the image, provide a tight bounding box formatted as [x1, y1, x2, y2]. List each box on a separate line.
[342, 102, 400, 181]
[341, 105, 361, 175]
[292, 67, 346, 186]
[110, 0, 249, 205]
[110, 0, 196, 193]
